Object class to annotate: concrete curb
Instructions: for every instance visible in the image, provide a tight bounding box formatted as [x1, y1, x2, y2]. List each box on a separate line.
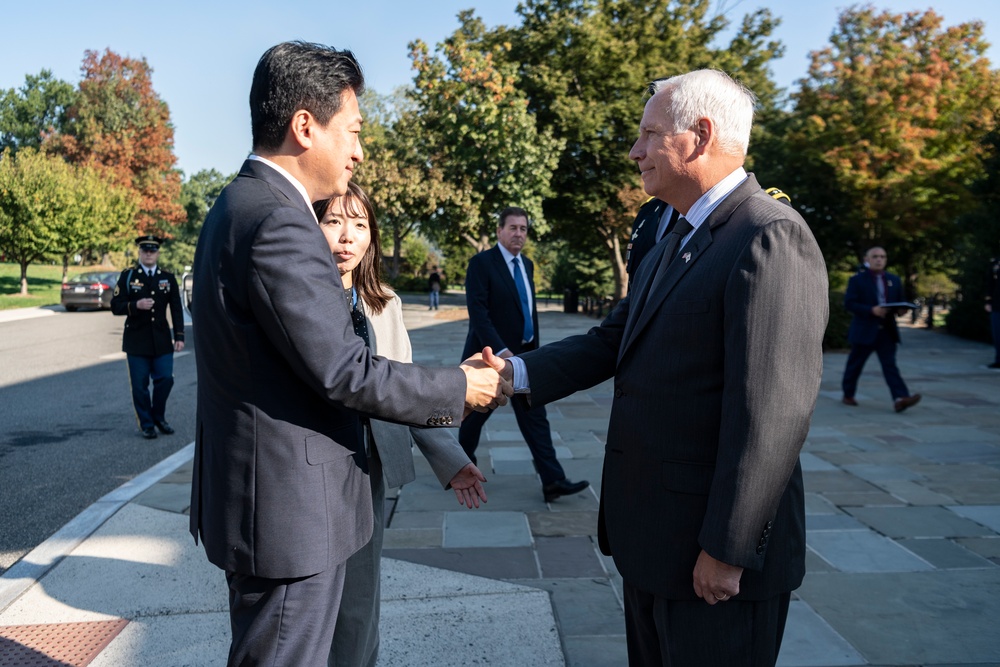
[0, 442, 195, 613]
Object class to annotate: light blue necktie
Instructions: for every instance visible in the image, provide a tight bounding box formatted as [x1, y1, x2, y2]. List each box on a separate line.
[512, 257, 534, 343]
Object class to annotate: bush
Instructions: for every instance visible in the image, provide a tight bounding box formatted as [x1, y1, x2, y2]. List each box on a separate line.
[824, 290, 851, 351]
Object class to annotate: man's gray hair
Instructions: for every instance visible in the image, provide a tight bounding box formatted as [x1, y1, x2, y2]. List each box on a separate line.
[650, 70, 756, 157]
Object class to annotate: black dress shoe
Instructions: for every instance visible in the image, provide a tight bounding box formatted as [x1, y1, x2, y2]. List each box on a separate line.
[142, 427, 158, 439]
[543, 478, 590, 502]
[893, 394, 922, 413]
[154, 421, 175, 435]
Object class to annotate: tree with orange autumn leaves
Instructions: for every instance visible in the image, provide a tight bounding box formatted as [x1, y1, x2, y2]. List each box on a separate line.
[771, 6, 1000, 278]
[48, 49, 184, 237]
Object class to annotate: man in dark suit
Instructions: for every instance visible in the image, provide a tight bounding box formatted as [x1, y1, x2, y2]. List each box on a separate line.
[460, 207, 589, 502]
[841, 246, 922, 411]
[190, 42, 509, 667]
[496, 70, 828, 665]
[110, 234, 185, 439]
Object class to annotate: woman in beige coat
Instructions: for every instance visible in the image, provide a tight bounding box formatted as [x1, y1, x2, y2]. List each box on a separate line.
[313, 182, 487, 667]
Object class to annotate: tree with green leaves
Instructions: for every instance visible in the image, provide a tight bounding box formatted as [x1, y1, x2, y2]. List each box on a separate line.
[0, 69, 76, 154]
[780, 6, 999, 280]
[353, 89, 462, 278]
[169, 168, 233, 272]
[490, 0, 784, 299]
[0, 148, 136, 293]
[408, 12, 563, 254]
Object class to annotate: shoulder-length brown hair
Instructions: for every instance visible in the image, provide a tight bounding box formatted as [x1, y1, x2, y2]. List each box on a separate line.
[313, 181, 393, 315]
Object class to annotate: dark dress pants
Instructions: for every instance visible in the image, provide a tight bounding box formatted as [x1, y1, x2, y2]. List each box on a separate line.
[458, 399, 565, 486]
[623, 580, 791, 667]
[329, 445, 383, 667]
[126, 352, 174, 429]
[226, 561, 347, 667]
[841, 328, 909, 400]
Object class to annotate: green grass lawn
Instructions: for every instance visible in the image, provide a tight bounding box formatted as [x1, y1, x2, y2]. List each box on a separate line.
[0, 262, 117, 311]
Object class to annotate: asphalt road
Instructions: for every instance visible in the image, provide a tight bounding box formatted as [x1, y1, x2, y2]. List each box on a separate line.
[0, 306, 195, 574]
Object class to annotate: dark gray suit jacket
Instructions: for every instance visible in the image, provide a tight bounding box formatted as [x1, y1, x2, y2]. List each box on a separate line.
[521, 174, 828, 599]
[189, 159, 465, 579]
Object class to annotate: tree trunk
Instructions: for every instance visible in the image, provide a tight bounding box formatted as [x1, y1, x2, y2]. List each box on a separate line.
[599, 230, 628, 302]
[390, 229, 402, 279]
[62, 254, 70, 283]
[20, 260, 29, 296]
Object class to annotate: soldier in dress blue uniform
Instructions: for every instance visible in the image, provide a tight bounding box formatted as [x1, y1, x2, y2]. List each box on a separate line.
[110, 235, 186, 439]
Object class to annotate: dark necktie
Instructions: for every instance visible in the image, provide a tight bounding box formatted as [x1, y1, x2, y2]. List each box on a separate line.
[512, 257, 534, 343]
[345, 288, 370, 347]
[656, 207, 680, 242]
[635, 216, 694, 313]
[662, 216, 694, 265]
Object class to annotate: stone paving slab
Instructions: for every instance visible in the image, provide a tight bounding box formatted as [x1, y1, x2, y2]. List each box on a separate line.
[535, 536, 605, 578]
[948, 505, 1000, 533]
[873, 479, 956, 506]
[797, 569, 1000, 665]
[443, 511, 532, 548]
[777, 600, 866, 666]
[807, 530, 934, 573]
[527, 511, 600, 537]
[516, 578, 625, 638]
[839, 464, 923, 483]
[910, 442, 1000, 465]
[383, 547, 540, 580]
[845, 506, 995, 538]
[896, 538, 996, 569]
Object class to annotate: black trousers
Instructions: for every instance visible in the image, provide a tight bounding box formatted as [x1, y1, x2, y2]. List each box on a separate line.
[458, 399, 565, 486]
[226, 562, 347, 667]
[623, 580, 791, 667]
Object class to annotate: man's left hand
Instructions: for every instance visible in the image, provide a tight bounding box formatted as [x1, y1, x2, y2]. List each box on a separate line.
[174, 341, 185, 352]
[692, 549, 743, 605]
[449, 463, 487, 508]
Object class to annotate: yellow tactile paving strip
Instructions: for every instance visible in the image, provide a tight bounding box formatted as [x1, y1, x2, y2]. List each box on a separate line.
[0, 619, 128, 667]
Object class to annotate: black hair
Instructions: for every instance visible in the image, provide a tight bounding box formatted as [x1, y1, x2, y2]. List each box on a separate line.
[250, 41, 365, 152]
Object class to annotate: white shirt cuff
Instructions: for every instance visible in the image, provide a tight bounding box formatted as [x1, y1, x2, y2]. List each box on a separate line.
[509, 356, 530, 394]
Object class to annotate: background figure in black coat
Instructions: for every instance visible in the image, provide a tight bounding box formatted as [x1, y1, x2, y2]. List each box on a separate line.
[986, 256, 1000, 368]
[109, 234, 184, 439]
[460, 207, 589, 503]
[841, 246, 921, 412]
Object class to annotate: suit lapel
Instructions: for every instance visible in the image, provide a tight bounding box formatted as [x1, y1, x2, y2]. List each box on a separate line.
[241, 159, 314, 219]
[619, 176, 761, 360]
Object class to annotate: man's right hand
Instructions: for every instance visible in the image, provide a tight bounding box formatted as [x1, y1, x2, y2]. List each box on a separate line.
[460, 346, 512, 416]
[483, 346, 513, 384]
[872, 305, 888, 318]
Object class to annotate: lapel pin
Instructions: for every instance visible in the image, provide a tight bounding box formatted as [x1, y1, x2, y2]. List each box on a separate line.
[682, 252, 692, 263]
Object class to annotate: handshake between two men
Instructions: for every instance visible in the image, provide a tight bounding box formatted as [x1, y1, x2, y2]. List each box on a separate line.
[459, 346, 514, 418]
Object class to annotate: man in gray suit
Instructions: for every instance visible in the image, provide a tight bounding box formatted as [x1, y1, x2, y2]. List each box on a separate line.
[190, 42, 509, 667]
[499, 70, 828, 665]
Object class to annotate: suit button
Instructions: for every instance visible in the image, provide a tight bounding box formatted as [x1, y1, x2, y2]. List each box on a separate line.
[614, 388, 623, 398]
[759, 537, 767, 546]
[763, 528, 770, 537]
[444, 417, 453, 425]
[756, 546, 764, 555]
[766, 521, 773, 529]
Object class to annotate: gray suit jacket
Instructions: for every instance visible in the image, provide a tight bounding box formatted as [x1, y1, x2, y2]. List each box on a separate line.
[367, 292, 470, 489]
[521, 174, 828, 599]
[189, 160, 466, 579]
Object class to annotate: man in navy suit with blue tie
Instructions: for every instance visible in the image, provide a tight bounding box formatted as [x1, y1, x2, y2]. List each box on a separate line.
[842, 246, 922, 412]
[460, 207, 589, 502]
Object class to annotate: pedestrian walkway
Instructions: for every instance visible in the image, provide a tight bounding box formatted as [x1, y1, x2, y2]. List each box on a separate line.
[1, 294, 998, 666]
